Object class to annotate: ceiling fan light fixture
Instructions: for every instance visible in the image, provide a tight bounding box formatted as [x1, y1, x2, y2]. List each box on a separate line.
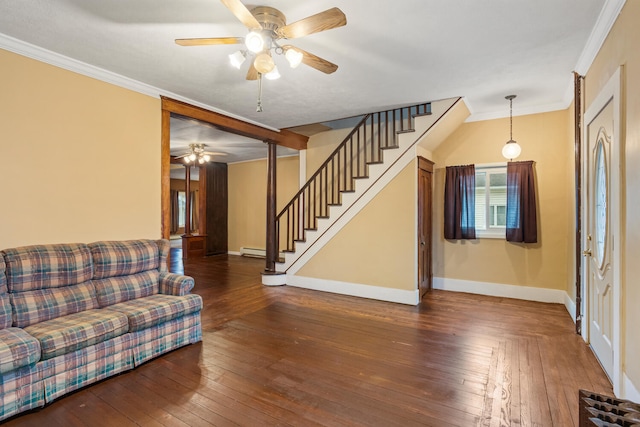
[229, 50, 246, 69]
[245, 31, 264, 53]
[254, 52, 275, 74]
[189, 153, 197, 162]
[265, 65, 280, 80]
[285, 48, 303, 68]
[203, 154, 211, 162]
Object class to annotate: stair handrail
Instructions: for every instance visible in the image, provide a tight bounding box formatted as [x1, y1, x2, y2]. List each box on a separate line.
[276, 112, 372, 220]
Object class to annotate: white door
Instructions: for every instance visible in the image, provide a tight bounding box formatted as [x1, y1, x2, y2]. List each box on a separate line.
[585, 99, 614, 380]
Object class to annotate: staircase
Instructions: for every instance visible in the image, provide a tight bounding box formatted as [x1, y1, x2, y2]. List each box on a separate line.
[273, 97, 464, 279]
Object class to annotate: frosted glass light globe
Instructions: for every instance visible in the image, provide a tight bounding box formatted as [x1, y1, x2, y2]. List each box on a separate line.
[254, 53, 275, 74]
[502, 141, 522, 160]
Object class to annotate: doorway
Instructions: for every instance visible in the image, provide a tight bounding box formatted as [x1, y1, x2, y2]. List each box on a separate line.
[418, 157, 434, 298]
[582, 66, 622, 392]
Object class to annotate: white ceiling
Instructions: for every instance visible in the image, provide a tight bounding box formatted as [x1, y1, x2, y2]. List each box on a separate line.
[0, 0, 617, 161]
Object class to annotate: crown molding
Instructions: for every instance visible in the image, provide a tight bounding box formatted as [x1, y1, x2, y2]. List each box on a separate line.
[0, 32, 279, 131]
[574, 0, 626, 75]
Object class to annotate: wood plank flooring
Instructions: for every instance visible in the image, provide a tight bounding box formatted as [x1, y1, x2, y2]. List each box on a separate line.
[4, 252, 612, 426]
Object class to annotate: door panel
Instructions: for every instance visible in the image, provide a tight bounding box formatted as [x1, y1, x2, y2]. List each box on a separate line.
[418, 158, 433, 299]
[586, 99, 614, 380]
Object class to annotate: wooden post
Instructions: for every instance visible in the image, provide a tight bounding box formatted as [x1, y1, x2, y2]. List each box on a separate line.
[265, 141, 277, 273]
[184, 165, 192, 237]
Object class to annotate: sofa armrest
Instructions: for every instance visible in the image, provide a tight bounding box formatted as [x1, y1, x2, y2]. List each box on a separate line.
[159, 272, 195, 296]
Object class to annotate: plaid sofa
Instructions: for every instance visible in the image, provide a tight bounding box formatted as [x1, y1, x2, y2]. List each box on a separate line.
[0, 239, 202, 421]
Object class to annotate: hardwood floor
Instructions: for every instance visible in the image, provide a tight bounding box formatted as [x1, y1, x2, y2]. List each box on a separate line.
[5, 252, 612, 426]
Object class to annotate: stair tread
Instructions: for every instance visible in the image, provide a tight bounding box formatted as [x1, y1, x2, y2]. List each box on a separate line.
[396, 129, 415, 134]
[415, 112, 433, 117]
[380, 145, 399, 150]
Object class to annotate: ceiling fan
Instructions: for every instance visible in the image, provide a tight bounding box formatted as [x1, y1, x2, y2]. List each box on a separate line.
[175, 0, 347, 80]
[174, 143, 226, 164]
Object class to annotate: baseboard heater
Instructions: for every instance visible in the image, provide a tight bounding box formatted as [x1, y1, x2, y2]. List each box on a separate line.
[239, 247, 285, 260]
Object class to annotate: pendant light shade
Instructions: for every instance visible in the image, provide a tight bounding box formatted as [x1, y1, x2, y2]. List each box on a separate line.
[502, 95, 522, 161]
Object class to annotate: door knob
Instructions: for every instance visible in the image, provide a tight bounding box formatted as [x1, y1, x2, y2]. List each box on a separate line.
[583, 249, 592, 256]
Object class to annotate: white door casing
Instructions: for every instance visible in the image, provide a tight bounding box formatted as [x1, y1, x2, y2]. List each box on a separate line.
[582, 66, 623, 395]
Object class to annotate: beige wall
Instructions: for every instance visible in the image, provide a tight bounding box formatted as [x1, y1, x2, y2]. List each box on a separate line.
[227, 156, 300, 252]
[298, 161, 416, 290]
[584, 1, 640, 390]
[432, 110, 573, 291]
[0, 49, 161, 249]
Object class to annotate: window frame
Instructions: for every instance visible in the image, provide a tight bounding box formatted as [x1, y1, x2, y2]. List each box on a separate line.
[475, 163, 507, 239]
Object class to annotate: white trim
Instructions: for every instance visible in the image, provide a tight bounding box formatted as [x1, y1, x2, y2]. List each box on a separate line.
[262, 272, 287, 287]
[564, 294, 577, 323]
[574, 0, 626, 75]
[227, 251, 241, 256]
[582, 65, 623, 396]
[433, 277, 566, 304]
[0, 33, 279, 132]
[623, 373, 640, 402]
[287, 275, 420, 305]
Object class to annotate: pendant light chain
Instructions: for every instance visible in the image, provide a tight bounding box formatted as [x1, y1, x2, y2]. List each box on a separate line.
[509, 96, 513, 141]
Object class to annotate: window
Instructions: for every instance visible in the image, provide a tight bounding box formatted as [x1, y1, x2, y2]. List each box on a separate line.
[177, 191, 187, 228]
[475, 165, 507, 238]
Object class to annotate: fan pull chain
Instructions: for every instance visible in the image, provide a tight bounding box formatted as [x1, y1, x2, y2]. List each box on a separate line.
[256, 73, 264, 112]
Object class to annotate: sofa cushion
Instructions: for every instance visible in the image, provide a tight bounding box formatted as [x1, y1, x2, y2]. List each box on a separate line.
[3, 244, 93, 292]
[0, 328, 41, 374]
[0, 257, 9, 330]
[0, 295, 11, 330]
[89, 240, 159, 279]
[93, 270, 159, 307]
[9, 282, 99, 328]
[24, 309, 129, 360]
[105, 294, 203, 332]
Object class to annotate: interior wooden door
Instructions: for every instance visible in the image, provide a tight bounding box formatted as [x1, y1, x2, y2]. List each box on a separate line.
[418, 157, 434, 299]
[585, 100, 615, 380]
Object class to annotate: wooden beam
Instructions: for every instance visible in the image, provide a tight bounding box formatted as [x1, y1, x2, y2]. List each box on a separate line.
[161, 109, 171, 240]
[161, 97, 308, 150]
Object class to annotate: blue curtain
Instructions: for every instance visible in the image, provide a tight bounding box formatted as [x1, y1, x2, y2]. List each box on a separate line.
[444, 164, 476, 239]
[506, 161, 537, 243]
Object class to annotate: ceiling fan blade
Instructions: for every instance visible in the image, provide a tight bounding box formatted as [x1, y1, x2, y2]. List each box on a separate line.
[174, 153, 189, 159]
[246, 62, 259, 80]
[277, 7, 346, 39]
[220, 0, 262, 30]
[203, 152, 227, 156]
[284, 45, 338, 74]
[175, 37, 243, 46]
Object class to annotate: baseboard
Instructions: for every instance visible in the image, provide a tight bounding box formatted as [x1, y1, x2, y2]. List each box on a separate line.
[227, 251, 241, 256]
[433, 277, 566, 304]
[287, 275, 419, 305]
[624, 373, 640, 402]
[564, 293, 577, 323]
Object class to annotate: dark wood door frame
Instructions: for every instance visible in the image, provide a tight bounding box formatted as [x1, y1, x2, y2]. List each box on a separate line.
[160, 96, 309, 240]
[418, 156, 434, 299]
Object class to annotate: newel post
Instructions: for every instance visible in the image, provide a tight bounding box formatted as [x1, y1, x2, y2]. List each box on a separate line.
[265, 141, 277, 272]
[262, 141, 286, 286]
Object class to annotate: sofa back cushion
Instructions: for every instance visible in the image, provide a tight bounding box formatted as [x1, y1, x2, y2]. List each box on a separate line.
[89, 240, 160, 307]
[3, 244, 98, 327]
[93, 270, 159, 307]
[0, 256, 11, 330]
[89, 240, 159, 279]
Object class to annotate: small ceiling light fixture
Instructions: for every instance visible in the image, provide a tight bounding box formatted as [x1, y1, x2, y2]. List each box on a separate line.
[502, 95, 522, 160]
[244, 31, 264, 53]
[228, 50, 246, 69]
[254, 52, 275, 74]
[183, 143, 212, 164]
[285, 47, 303, 68]
[264, 65, 280, 80]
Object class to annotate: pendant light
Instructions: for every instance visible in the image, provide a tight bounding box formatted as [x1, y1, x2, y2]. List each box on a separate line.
[502, 95, 522, 160]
